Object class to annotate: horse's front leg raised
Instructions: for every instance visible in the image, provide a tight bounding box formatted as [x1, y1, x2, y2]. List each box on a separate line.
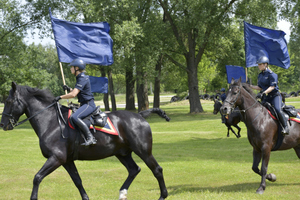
[30, 156, 62, 200]
[63, 161, 89, 200]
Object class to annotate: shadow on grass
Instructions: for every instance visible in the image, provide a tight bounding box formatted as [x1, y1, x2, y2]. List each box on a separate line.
[167, 182, 300, 195]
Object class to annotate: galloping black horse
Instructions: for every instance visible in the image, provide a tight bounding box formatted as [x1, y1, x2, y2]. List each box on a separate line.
[221, 78, 300, 194]
[0, 82, 169, 200]
[213, 99, 242, 138]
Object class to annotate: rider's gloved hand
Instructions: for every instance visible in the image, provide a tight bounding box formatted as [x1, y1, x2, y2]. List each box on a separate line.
[54, 96, 61, 102]
[62, 85, 71, 92]
[257, 92, 266, 101]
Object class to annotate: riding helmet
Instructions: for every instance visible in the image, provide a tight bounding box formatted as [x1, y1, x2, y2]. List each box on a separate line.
[256, 56, 269, 65]
[221, 88, 225, 92]
[69, 58, 86, 70]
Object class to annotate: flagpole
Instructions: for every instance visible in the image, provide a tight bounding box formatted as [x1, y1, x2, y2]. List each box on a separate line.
[59, 62, 68, 95]
[245, 68, 248, 82]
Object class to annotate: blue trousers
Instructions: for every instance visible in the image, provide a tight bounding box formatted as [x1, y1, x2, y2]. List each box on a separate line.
[70, 100, 96, 129]
[263, 93, 282, 113]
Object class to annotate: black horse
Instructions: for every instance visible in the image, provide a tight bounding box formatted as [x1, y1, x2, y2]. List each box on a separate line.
[213, 99, 242, 138]
[0, 82, 169, 200]
[221, 78, 300, 194]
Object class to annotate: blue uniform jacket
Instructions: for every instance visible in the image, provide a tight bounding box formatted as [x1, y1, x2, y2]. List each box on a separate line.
[258, 69, 279, 96]
[75, 72, 94, 103]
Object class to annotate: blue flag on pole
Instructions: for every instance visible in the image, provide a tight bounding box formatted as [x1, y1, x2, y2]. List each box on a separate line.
[89, 76, 108, 93]
[244, 21, 290, 69]
[225, 65, 246, 84]
[49, 8, 113, 66]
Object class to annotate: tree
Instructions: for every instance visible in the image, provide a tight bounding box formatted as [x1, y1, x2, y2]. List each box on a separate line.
[156, 0, 278, 113]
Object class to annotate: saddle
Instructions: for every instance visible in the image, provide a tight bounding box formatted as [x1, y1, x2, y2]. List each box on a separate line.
[263, 102, 298, 122]
[69, 103, 108, 132]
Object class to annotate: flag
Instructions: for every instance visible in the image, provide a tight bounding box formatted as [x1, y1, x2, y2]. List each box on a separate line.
[244, 21, 290, 69]
[49, 8, 113, 66]
[225, 65, 246, 84]
[89, 76, 108, 93]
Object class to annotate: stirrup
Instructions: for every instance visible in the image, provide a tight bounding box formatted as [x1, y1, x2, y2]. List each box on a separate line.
[81, 137, 97, 146]
[281, 127, 289, 136]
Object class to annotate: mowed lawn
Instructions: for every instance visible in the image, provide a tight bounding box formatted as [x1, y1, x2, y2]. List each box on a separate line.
[1, 98, 300, 200]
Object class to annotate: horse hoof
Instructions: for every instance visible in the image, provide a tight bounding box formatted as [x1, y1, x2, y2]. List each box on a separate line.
[256, 189, 264, 194]
[268, 173, 276, 182]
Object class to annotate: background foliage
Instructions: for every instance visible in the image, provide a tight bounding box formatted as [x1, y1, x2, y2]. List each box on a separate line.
[1, 0, 300, 108]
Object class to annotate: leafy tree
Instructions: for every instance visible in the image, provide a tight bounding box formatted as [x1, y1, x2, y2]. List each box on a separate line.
[156, 0, 278, 113]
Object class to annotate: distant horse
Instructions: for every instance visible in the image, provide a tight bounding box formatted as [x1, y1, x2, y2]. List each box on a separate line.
[213, 99, 242, 138]
[220, 78, 300, 194]
[0, 82, 169, 200]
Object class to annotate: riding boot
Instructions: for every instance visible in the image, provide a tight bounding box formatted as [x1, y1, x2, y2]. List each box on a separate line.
[277, 111, 289, 135]
[75, 118, 97, 146]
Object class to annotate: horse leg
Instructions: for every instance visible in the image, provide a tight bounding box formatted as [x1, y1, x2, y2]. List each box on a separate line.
[233, 124, 241, 138]
[252, 149, 262, 176]
[63, 161, 89, 200]
[293, 146, 300, 159]
[116, 153, 141, 200]
[140, 154, 168, 200]
[30, 156, 62, 200]
[252, 149, 276, 186]
[255, 147, 272, 194]
[228, 125, 238, 138]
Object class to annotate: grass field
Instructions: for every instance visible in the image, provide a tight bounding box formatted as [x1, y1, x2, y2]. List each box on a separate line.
[1, 97, 300, 200]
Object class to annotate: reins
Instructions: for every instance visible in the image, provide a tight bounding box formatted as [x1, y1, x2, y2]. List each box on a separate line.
[227, 84, 260, 113]
[2, 101, 57, 128]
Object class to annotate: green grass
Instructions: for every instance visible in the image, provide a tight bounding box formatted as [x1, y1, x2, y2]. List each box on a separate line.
[1, 98, 300, 199]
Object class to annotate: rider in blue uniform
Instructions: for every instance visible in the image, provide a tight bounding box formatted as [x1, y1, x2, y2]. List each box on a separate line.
[220, 88, 226, 123]
[250, 56, 289, 135]
[54, 58, 97, 146]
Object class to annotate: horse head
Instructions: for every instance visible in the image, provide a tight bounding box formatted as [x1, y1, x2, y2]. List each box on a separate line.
[1, 82, 27, 130]
[220, 78, 243, 115]
[213, 99, 222, 114]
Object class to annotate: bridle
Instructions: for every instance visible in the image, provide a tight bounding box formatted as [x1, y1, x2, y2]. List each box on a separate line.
[1, 98, 60, 128]
[2, 96, 66, 128]
[224, 84, 260, 113]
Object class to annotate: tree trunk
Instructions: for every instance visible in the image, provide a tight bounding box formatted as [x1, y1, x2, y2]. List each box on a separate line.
[107, 66, 116, 111]
[186, 52, 203, 113]
[136, 67, 149, 112]
[153, 54, 163, 108]
[125, 66, 136, 111]
[100, 67, 110, 111]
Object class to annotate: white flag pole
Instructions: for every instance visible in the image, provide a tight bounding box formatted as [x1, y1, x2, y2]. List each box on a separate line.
[59, 62, 68, 95]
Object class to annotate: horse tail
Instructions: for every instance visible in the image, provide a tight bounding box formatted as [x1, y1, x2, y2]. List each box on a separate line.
[138, 108, 171, 122]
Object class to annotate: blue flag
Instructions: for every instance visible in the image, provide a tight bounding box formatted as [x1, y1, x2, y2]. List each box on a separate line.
[49, 8, 113, 66]
[225, 65, 246, 84]
[244, 21, 290, 69]
[89, 76, 108, 93]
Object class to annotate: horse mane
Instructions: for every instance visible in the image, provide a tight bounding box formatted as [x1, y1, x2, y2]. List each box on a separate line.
[241, 82, 256, 98]
[17, 85, 55, 104]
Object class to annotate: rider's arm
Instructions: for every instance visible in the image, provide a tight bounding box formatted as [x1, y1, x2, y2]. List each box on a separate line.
[60, 88, 80, 99]
[250, 85, 262, 91]
[263, 86, 275, 95]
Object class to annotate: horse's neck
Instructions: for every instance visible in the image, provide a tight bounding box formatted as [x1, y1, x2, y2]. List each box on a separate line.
[25, 99, 58, 137]
[238, 89, 263, 125]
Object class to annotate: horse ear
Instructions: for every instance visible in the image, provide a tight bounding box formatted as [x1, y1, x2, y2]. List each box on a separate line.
[12, 82, 17, 92]
[231, 78, 235, 84]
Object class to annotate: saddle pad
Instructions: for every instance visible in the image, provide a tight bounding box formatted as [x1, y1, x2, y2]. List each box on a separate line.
[68, 109, 118, 136]
[267, 110, 300, 123]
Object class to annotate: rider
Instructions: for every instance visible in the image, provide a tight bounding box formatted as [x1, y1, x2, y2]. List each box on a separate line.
[250, 56, 289, 135]
[220, 88, 226, 123]
[54, 58, 97, 146]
